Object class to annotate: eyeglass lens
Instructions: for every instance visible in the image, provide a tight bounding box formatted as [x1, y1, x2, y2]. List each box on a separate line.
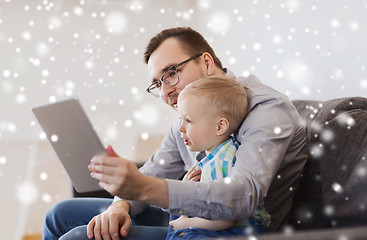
[162, 69, 179, 86]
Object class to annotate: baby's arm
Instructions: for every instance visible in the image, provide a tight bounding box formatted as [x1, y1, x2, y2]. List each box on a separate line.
[169, 215, 236, 231]
[171, 166, 235, 231]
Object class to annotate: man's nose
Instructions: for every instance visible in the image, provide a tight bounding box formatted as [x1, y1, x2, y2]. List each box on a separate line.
[160, 81, 175, 97]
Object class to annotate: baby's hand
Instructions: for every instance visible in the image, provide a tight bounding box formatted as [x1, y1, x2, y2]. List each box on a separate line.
[183, 165, 201, 182]
[169, 215, 190, 230]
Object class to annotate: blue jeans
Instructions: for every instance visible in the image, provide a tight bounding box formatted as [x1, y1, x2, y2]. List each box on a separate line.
[165, 215, 267, 240]
[43, 198, 266, 240]
[43, 198, 169, 240]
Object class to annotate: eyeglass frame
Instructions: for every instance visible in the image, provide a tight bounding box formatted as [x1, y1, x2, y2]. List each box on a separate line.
[146, 53, 203, 97]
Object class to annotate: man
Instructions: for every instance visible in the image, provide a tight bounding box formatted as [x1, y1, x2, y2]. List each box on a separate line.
[43, 27, 307, 240]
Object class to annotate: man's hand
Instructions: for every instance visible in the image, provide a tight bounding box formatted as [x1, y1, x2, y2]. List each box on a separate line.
[88, 145, 169, 207]
[183, 165, 201, 182]
[87, 200, 131, 240]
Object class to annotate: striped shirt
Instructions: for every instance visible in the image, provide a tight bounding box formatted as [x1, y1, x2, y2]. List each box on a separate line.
[198, 137, 238, 182]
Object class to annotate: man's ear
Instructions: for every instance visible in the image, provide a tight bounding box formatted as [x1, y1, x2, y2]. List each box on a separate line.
[216, 117, 230, 136]
[202, 52, 215, 75]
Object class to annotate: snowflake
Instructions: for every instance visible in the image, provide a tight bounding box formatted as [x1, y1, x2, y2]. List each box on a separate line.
[207, 12, 231, 34]
[16, 182, 39, 205]
[133, 104, 160, 126]
[48, 16, 62, 30]
[40, 172, 48, 180]
[197, 0, 210, 9]
[274, 127, 282, 135]
[330, 18, 341, 28]
[349, 21, 360, 32]
[22, 31, 32, 41]
[129, 1, 143, 12]
[320, 129, 334, 143]
[124, 119, 133, 127]
[141, 132, 149, 140]
[324, 205, 335, 216]
[356, 167, 366, 178]
[42, 193, 52, 203]
[3, 69, 11, 78]
[0, 156, 7, 165]
[50, 134, 58, 142]
[332, 182, 343, 193]
[224, 177, 232, 184]
[253, 42, 261, 51]
[15, 93, 27, 104]
[276, 70, 284, 78]
[337, 113, 355, 128]
[105, 12, 127, 34]
[105, 125, 118, 140]
[360, 79, 367, 89]
[310, 143, 324, 158]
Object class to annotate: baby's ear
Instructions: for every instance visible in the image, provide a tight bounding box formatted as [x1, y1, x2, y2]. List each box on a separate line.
[216, 117, 230, 136]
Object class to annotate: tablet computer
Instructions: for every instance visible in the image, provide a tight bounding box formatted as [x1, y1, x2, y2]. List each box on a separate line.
[32, 97, 106, 193]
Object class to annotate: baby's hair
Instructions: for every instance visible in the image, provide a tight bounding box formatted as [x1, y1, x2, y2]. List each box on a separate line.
[179, 75, 248, 134]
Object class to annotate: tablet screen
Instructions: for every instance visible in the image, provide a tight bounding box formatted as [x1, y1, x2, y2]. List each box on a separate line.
[32, 97, 106, 193]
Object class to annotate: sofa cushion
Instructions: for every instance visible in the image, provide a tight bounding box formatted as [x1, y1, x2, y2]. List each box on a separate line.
[289, 97, 367, 230]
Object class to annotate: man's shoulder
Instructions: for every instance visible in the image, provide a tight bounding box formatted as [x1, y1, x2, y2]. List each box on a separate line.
[236, 74, 292, 109]
[234, 75, 303, 134]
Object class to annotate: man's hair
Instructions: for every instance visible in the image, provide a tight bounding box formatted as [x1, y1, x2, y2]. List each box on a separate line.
[144, 27, 225, 72]
[178, 75, 248, 134]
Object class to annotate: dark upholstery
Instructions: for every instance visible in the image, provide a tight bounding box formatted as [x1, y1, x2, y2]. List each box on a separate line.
[289, 97, 367, 230]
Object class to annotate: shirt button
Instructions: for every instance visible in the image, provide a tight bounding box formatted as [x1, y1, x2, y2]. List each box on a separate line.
[179, 232, 185, 237]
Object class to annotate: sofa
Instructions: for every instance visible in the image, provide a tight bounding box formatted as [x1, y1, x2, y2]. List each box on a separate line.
[249, 97, 367, 239]
[74, 97, 367, 238]
[289, 97, 367, 229]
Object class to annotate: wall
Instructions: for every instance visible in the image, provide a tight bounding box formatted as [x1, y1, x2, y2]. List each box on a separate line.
[0, 0, 366, 239]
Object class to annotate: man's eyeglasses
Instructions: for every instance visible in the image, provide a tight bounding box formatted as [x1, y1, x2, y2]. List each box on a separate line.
[146, 53, 202, 98]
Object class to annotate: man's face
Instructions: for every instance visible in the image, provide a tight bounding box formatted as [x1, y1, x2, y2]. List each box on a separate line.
[147, 38, 207, 109]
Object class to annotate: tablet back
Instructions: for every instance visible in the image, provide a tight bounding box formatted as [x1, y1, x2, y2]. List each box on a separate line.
[32, 97, 106, 193]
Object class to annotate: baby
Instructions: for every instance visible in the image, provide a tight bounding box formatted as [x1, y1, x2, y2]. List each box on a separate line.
[168, 75, 270, 234]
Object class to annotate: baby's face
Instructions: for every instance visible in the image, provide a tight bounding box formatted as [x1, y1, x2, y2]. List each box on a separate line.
[177, 95, 221, 153]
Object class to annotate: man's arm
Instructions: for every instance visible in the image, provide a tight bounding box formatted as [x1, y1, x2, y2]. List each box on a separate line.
[90, 152, 169, 208]
[87, 133, 185, 240]
[90, 99, 296, 218]
[91, 97, 305, 224]
[109, 120, 191, 217]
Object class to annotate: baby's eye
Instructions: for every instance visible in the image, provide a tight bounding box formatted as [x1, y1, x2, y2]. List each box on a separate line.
[186, 118, 192, 123]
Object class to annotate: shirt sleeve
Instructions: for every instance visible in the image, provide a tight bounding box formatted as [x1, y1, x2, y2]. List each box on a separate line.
[167, 97, 297, 221]
[120, 121, 189, 217]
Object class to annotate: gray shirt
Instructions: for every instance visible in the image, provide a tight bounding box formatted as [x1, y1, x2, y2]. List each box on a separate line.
[115, 75, 308, 231]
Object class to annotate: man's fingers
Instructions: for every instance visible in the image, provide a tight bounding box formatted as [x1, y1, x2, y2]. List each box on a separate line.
[108, 214, 121, 240]
[86, 218, 95, 239]
[90, 171, 115, 184]
[100, 213, 112, 240]
[120, 215, 132, 237]
[87, 202, 132, 240]
[91, 156, 120, 167]
[106, 145, 120, 157]
[89, 163, 116, 176]
[93, 217, 103, 240]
